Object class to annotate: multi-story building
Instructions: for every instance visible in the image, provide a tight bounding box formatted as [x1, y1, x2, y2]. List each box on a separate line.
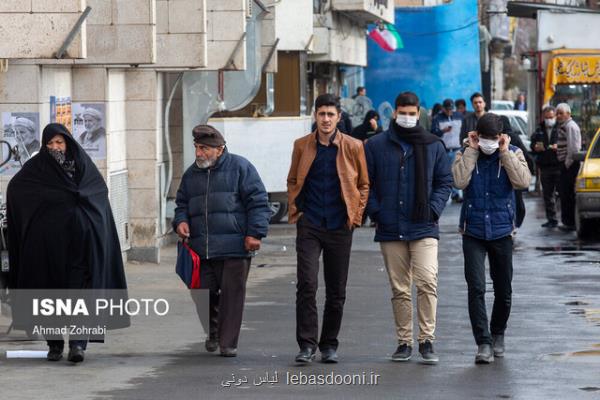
[0, 0, 394, 263]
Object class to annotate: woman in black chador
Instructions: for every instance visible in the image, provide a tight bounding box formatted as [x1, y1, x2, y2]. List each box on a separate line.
[7, 123, 128, 363]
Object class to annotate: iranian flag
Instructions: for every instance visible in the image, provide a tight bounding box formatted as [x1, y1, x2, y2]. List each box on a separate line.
[369, 23, 403, 52]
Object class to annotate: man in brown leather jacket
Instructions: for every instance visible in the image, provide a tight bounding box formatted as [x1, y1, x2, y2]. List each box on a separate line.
[287, 93, 369, 364]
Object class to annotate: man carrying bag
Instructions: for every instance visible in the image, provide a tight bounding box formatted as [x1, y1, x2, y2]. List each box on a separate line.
[173, 125, 271, 357]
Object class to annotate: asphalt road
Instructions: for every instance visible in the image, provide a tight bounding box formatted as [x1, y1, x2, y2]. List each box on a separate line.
[2, 196, 600, 399]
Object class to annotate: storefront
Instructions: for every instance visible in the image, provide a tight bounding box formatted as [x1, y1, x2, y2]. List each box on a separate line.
[544, 50, 600, 144]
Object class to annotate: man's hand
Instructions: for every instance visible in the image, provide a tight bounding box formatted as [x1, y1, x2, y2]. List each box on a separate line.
[443, 125, 452, 133]
[244, 236, 261, 252]
[176, 222, 190, 239]
[467, 131, 479, 150]
[499, 133, 511, 153]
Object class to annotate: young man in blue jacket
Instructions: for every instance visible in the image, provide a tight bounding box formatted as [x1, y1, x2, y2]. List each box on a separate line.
[452, 113, 531, 364]
[365, 92, 453, 364]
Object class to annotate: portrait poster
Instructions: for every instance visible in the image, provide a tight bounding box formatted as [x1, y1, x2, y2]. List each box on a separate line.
[0, 112, 40, 175]
[72, 103, 106, 160]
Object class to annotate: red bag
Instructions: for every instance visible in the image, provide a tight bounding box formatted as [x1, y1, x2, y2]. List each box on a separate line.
[175, 240, 201, 289]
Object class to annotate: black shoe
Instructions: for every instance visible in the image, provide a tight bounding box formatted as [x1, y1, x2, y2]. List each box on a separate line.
[541, 220, 558, 228]
[492, 334, 505, 357]
[205, 338, 218, 353]
[67, 345, 85, 363]
[220, 347, 237, 357]
[559, 225, 576, 232]
[391, 343, 412, 362]
[475, 344, 494, 364]
[320, 348, 338, 364]
[47, 346, 63, 362]
[418, 340, 439, 365]
[295, 347, 316, 363]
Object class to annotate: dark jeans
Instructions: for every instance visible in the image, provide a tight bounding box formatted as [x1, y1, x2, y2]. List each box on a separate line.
[559, 162, 580, 227]
[540, 167, 561, 223]
[191, 258, 251, 349]
[296, 216, 353, 351]
[463, 235, 513, 345]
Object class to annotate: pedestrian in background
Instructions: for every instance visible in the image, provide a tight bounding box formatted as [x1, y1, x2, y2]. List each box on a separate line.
[365, 91, 452, 364]
[514, 94, 527, 111]
[452, 113, 531, 364]
[460, 92, 487, 143]
[173, 124, 271, 357]
[530, 106, 560, 228]
[555, 103, 582, 231]
[432, 98, 464, 202]
[455, 99, 467, 116]
[287, 93, 369, 364]
[351, 110, 382, 142]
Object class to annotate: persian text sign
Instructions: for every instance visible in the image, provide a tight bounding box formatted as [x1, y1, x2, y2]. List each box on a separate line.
[544, 55, 600, 104]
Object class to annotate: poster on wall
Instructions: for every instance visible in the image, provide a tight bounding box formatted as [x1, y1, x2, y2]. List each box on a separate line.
[0, 112, 40, 175]
[50, 96, 73, 131]
[72, 103, 106, 160]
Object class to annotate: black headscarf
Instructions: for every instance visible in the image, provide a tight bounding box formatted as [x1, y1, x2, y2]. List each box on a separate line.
[351, 110, 381, 141]
[7, 124, 127, 292]
[391, 120, 442, 222]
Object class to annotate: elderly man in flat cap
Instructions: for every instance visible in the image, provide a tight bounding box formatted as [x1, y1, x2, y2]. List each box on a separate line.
[173, 124, 271, 357]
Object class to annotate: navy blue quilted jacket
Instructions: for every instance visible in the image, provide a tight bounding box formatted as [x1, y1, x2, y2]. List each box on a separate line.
[173, 149, 270, 259]
[365, 129, 453, 242]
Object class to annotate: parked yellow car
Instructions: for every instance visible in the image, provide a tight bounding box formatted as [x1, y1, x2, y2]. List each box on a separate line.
[575, 127, 600, 238]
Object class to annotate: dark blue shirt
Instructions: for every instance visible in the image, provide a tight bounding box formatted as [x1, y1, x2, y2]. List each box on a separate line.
[301, 133, 346, 230]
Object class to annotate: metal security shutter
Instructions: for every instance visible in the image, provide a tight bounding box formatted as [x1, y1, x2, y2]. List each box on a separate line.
[109, 169, 130, 251]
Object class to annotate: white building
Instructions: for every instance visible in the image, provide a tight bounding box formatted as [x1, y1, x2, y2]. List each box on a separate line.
[0, 0, 394, 263]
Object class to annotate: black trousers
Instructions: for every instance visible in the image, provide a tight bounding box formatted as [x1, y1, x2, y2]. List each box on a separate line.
[295, 216, 353, 351]
[191, 258, 251, 349]
[463, 235, 513, 345]
[540, 167, 561, 223]
[559, 162, 580, 227]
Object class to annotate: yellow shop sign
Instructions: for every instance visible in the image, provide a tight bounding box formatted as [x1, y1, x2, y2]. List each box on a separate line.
[544, 53, 600, 104]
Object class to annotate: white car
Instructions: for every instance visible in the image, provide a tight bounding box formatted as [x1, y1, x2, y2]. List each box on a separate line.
[489, 109, 530, 150]
[491, 100, 515, 111]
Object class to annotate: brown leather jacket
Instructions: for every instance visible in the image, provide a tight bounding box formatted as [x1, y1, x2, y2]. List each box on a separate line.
[287, 130, 369, 228]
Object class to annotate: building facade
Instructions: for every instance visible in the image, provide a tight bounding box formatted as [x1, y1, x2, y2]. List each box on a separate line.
[0, 0, 394, 263]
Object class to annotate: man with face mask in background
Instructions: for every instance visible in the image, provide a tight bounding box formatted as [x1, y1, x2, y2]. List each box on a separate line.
[452, 113, 531, 364]
[365, 92, 453, 364]
[530, 106, 560, 228]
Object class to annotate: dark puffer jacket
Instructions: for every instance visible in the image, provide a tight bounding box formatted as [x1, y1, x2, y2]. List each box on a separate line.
[173, 149, 270, 260]
[365, 129, 453, 242]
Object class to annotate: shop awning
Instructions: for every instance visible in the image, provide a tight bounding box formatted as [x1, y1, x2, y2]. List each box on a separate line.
[544, 50, 600, 104]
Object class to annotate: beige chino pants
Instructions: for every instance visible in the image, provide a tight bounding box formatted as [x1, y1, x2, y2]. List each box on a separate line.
[380, 238, 439, 346]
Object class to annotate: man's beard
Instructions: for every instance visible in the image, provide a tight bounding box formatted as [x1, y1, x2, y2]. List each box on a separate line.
[196, 156, 217, 169]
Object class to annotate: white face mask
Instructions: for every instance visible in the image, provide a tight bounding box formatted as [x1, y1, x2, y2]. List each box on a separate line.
[478, 137, 499, 155]
[544, 118, 556, 127]
[396, 114, 418, 129]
